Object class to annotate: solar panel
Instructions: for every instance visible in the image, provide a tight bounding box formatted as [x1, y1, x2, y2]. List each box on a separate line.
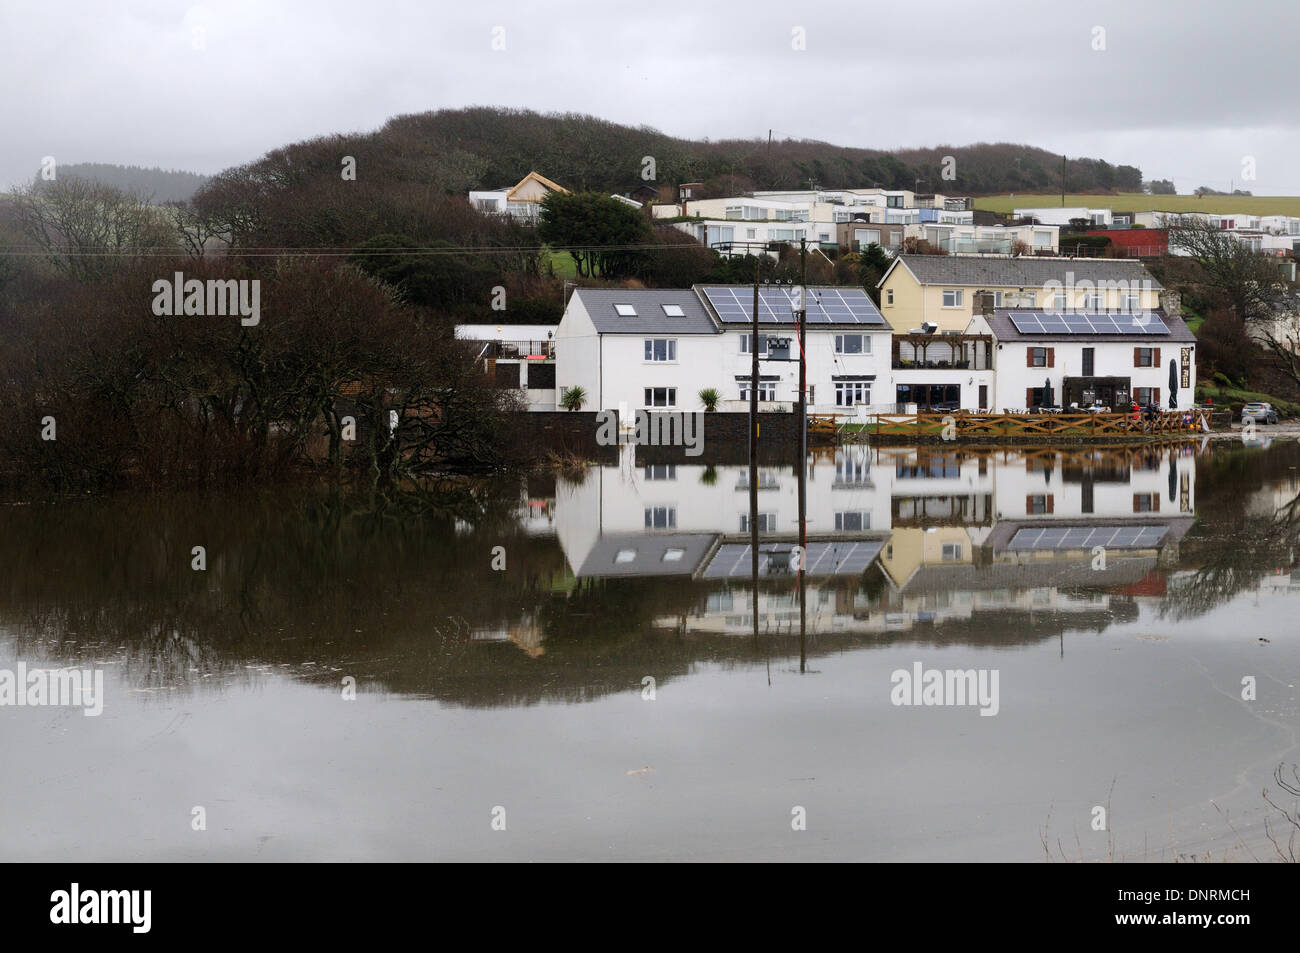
[702, 540, 884, 578]
[1006, 311, 1169, 336]
[702, 286, 886, 325]
[1007, 525, 1169, 551]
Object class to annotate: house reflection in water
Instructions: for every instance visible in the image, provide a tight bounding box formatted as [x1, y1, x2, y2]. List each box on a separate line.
[546, 442, 1197, 639]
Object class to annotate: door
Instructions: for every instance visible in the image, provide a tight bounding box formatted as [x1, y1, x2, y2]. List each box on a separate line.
[1082, 347, 1095, 377]
[978, 385, 988, 410]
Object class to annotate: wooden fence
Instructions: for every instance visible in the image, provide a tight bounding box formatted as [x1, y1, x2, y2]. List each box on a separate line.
[851, 410, 1208, 438]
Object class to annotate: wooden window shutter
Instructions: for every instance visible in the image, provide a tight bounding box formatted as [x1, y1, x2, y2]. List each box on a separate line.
[1133, 347, 1140, 367]
[1154, 387, 1161, 406]
[1154, 347, 1161, 365]
[1026, 387, 1034, 407]
[1048, 348, 1055, 368]
[1046, 495, 1054, 514]
[1133, 494, 1140, 513]
[1026, 349, 1033, 367]
[1152, 493, 1160, 512]
[1026, 495, 1034, 514]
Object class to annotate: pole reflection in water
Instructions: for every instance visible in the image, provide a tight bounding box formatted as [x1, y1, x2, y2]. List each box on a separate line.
[798, 451, 807, 674]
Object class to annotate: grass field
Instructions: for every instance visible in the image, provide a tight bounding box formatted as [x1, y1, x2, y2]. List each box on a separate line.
[974, 193, 1300, 217]
[546, 248, 578, 279]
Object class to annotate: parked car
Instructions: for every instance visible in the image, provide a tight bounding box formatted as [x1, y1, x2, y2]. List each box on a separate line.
[1241, 402, 1279, 425]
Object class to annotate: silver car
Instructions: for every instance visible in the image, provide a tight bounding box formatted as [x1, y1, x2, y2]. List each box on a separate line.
[1241, 402, 1279, 425]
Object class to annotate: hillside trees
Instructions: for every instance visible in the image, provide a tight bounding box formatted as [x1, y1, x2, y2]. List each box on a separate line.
[537, 191, 652, 278]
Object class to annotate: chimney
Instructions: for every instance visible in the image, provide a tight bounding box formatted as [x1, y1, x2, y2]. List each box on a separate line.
[1159, 289, 1181, 315]
[973, 290, 996, 316]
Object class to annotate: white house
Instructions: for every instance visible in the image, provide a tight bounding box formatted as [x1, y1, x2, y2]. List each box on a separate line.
[468, 171, 567, 223]
[667, 218, 825, 257]
[1014, 206, 1113, 227]
[456, 323, 558, 410]
[904, 222, 1059, 254]
[984, 306, 1197, 412]
[553, 285, 894, 417]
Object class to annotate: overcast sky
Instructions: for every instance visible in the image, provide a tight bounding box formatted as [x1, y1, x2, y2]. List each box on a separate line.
[3, 0, 1299, 194]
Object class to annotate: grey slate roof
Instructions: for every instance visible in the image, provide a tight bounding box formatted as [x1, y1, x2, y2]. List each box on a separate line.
[893, 254, 1164, 290]
[575, 533, 717, 578]
[987, 309, 1196, 344]
[572, 288, 719, 334]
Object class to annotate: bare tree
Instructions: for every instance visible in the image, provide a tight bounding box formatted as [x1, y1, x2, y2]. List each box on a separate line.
[1169, 218, 1300, 386]
[9, 178, 177, 281]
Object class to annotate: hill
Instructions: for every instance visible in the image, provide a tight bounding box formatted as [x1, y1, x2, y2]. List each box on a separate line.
[203, 107, 1142, 201]
[975, 192, 1300, 218]
[33, 163, 211, 203]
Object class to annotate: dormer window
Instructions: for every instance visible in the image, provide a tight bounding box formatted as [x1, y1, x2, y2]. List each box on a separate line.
[662, 304, 685, 317]
[615, 304, 637, 316]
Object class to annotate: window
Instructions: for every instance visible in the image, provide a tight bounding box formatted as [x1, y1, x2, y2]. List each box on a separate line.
[615, 549, 637, 564]
[1135, 386, 1155, 406]
[643, 387, 676, 407]
[1033, 230, 1052, 248]
[835, 450, 870, 484]
[740, 513, 776, 532]
[941, 543, 963, 561]
[644, 506, 676, 529]
[835, 511, 870, 531]
[1082, 347, 1094, 377]
[835, 381, 871, 406]
[643, 465, 677, 480]
[1030, 347, 1048, 367]
[662, 548, 685, 562]
[1052, 291, 1067, 310]
[1026, 494, 1053, 515]
[706, 592, 734, 612]
[1121, 293, 1139, 311]
[1084, 292, 1102, 310]
[1135, 347, 1154, 367]
[526, 363, 555, 390]
[739, 380, 777, 402]
[644, 338, 677, 362]
[615, 304, 637, 317]
[834, 334, 870, 354]
[772, 229, 795, 241]
[942, 289, 964, 308]
[746, 228, 756, 239]
[736, 470, 780, 491]
[885, 288, 894, 306]
[739, 334, 769, 355]
[1133, 493, 1160, 513]
[992, 291, 1004, 307]
[661, 304, 685, 317]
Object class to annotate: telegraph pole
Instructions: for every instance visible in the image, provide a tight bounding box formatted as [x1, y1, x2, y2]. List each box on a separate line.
[797, 239, 808, 671]
[750, 259, 760, 643]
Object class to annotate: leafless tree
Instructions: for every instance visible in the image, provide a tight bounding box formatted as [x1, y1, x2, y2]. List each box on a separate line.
[9, 178, 177, 281]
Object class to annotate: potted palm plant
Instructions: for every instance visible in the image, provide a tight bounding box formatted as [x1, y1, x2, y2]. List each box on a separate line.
[698, 387, 721, 412]
[560, 386, 587, 411]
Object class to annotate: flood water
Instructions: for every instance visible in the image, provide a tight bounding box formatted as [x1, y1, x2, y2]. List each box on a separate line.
[3, 438, 1299, 862]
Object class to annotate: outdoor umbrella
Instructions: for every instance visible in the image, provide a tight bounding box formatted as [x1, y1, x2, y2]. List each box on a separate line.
[1168, 358, 1178, 409]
